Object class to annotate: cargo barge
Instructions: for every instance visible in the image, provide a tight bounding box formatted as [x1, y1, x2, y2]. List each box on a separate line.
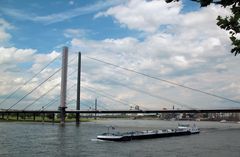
[97, 124, 200, 141]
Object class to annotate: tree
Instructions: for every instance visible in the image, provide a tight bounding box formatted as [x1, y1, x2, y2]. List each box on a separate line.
[46, 113, 54, 120]
[166, 0, 240, 56]
[67, 113, 76, 119]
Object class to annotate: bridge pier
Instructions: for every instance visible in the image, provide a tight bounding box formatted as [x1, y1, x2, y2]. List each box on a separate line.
[33, 113, 35, 121]
[1, 113, 4, 119]
[94, 98, 97, 120]
[52, 113, 55, 123]
[42, 113, 45, 122]
[16, 113, 19, 120]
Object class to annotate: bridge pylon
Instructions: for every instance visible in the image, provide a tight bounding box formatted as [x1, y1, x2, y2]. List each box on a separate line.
[76, 52, 81, 125]
[59, 46, 68, 124]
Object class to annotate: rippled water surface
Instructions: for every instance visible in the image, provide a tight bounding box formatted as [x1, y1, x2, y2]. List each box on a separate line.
[0, 120, 240, 157]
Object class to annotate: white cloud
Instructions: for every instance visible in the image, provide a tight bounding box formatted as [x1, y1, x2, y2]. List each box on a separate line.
[0, 18, 12, 29]
[96, 0, 231, 37]
[70, 34, 239, 108]
[0, 30, 11, 43]
[0, 18, 13, 44]
[64, 28, 89, 38]
[96, 0, 182, 32]
[170, 56, 189, 68]
[29, 50, 60, 79]
[69, 0, 239, 109]
[0, 1, 239, 110]
[0, 47, 62, 109]
[0, 47, 36, 65]
[34, 50, 59, 64]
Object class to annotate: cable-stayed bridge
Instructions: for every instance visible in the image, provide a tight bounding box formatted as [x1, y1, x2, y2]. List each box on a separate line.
[0, 47, 239, 124]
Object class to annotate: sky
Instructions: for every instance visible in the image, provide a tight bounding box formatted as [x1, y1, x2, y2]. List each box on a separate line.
[0, 0, 239, 111]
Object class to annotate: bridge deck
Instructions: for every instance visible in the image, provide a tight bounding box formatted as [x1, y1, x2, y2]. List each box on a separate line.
[0, 109, 240, 114]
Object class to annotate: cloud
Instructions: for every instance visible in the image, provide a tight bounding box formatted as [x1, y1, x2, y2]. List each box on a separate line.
[63, 28, 90, 38]
[69, 1, 239, 109]
[170, 56, 189, 68]
[0, 18, 12, 29]
[30, 50, 60, 73]
[0, 0, 124, 25]
[0, 18, 13, 44]
[96, 0, 231, 35]
[96, 0, 182, 32]
[0, 47, 62, 109]
[0, 30, 11, 43]
[70, 35, 238, 109]
[0, 47, 36, 65]
[0, 1, 239, 110]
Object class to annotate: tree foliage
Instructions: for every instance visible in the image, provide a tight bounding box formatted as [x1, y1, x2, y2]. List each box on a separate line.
[166, 0, 240, 56]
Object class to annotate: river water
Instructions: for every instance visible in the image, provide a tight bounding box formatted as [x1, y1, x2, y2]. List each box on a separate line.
[0, 120, 240, 157]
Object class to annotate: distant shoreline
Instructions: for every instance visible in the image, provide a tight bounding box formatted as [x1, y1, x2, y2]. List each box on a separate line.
[0, 117, 239, 124]
[0, 117, 92, 123]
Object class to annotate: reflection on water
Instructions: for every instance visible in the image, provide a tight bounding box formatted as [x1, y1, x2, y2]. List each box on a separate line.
[57, 126, 66, 157]
[0, 120, 240, 157]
